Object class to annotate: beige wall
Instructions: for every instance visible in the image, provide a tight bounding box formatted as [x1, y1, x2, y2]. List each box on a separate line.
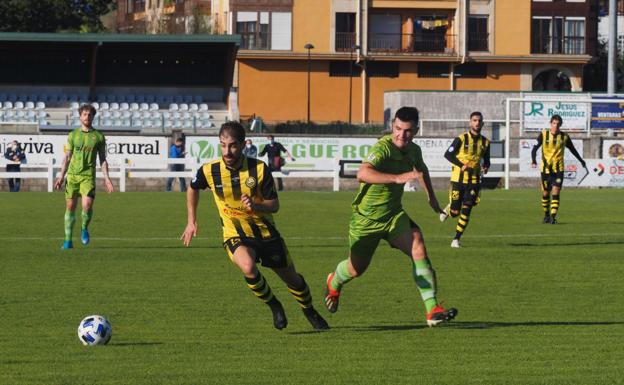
[494, 0, 530, 55]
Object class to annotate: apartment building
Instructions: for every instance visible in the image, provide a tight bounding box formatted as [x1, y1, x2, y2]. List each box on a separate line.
[119, 0, 599, 124]
[117, 0, 212, 34]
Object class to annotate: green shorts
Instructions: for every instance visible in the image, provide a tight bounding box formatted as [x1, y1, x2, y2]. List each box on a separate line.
[349, 210, 419, 260]
[65, 174, 96, 199]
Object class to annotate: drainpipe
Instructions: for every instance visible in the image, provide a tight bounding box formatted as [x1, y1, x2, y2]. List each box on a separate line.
[361, 0, 368, 123]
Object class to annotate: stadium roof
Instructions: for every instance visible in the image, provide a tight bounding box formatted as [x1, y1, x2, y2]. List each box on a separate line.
[0, 32, 240, 46]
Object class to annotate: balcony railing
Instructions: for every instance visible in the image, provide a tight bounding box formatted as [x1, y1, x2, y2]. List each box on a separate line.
[369, 33, 456, 54]
[532, 36, 586, 55]
[240, 32, 269, 50]
[336, 32, 356, 52]
[468, 32, 489, 52]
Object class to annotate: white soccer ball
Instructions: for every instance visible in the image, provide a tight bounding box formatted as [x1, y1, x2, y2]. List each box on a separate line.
[77, 315, 112, 346]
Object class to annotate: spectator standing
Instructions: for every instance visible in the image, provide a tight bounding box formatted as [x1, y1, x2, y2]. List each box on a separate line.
[166, 137, 187, 192]
[4, 140, 26, 192]
[243, 139, 258, 158]
[258, 135, 295, 191]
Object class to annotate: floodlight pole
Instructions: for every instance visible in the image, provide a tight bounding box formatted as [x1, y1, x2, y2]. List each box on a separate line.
[608, 0, 617, 95]
[349, 44, 361, 127]
[304, 43, 314, 125]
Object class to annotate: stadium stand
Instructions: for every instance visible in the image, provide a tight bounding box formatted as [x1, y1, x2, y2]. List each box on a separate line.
[0, 32, 239, 133]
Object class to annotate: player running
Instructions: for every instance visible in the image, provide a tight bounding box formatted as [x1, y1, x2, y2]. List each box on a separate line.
[180, 122, 329, 331]
[439, 111, 491, 248]
[54, 104, 114, 249]
[531, 114, 586, 224]
[323, 107, 457, 327]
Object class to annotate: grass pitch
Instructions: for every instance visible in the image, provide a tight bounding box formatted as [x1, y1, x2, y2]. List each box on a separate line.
[1, 189, 623, 385]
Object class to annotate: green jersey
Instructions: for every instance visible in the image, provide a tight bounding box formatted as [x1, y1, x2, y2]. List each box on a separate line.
[65, 128, 107, 177]
[352, 135, 426, 222]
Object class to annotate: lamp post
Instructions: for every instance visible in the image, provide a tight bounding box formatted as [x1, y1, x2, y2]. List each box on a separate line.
[348, 44, 360, 127]
[304, 43, 314, 125]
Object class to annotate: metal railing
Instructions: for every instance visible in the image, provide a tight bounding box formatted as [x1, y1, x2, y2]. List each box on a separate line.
[531, 36, 586, 55]
[369, 33, 455, 54]
[335, 32, 356, 52]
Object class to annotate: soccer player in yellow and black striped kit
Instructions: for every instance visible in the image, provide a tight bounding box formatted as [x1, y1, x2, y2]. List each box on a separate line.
[440, 111, 490, 248]
[180, 122, 329, 331]
[531, 114, 586, 224]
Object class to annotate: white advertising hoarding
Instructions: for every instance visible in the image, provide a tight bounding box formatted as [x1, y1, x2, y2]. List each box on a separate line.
[0, 134, 168, 167]
[523, 94, 589, 131]
[186, 136, 455, 172]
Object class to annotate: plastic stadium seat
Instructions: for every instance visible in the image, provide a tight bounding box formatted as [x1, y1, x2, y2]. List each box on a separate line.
[146, 95, 155, 103]
[106, 94, 116, 103]
[164, 120, 173, 129]
[149, 103, 158, 111]
[38, 110, 47, 118]
[179, 103, 189, 111]
[162, 111, 171, 120]
[169, 103, 179, 111]
[110, 102, 120, 110]
[171, 111, 181, 120]
[156, 95, 166, 104]
[100, 102, 109, 110]
[136, 95, 146, 103]
[139, 103, 149, 111]
[125, 94, 136, 103]
[14, 101, 24, 109]
[4, 110, 15, 120]
[121, 111, 131, 119]
[189, 103, 199, 111]
[2, 101, 12, 109]
[122, 118, 131, 127]
[112, 111, 121, 119]
[96, 95, 106, 102]
[24, 101, 34, 109]
[101, 111, 111, 119]
[91, 102, 99, 110]
[39, 118, 48, 126]
[113, 119, 122, 127]
[174, 95, 184, 103]
[129, 103, 139, 111]
[193, 95, 203, 104]
[70, 102, 80, 110]
[120, 102, 129, 111]
[133, 119, 143, 128]
[183, 95, 193, 103]
[0, 93, 6, 101]
[198, 103, 208, 111]
[35, 101, 46, 110]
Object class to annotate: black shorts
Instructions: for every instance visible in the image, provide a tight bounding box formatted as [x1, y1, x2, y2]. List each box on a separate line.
[540, 172, 564, 191]
[449, 182, 481, 212]
[223, 237, 292, 268]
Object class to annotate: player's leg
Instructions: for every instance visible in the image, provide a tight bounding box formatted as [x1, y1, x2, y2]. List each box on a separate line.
[540, 173, 551, 223]
[388, 214, 457, 326]
[439, 182, 453, 222]
[79, 178, 96, 245]
[549, 180, 562, 224]
[272, 263, 330, 331]
[225, 239, 287, 330]
[324, 212, 380, 313]
[14, 176, 21, 192]
[62, 175, 80, 249]
[452, 185, 479, 247]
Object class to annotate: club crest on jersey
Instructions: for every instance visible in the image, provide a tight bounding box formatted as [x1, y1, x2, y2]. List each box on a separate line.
[245, 176, 257, 188]
[556, 178, 562, 183]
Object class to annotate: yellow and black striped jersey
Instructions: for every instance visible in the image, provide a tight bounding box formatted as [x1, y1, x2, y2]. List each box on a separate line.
[444, 132, 491, 184]
[190, 156, 280, 242]
[531, 130, 583, 174]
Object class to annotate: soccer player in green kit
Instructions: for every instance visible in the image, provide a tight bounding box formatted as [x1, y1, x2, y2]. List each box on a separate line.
[324, 107, 458, 327]
[54, 104, 114, 249]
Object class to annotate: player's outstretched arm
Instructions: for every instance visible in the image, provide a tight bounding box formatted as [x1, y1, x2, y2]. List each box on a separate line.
[181, 188, 200, 247]
[357, 162, 418, 184]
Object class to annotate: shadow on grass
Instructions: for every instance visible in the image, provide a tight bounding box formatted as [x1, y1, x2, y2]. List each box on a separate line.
[509, 240, 624, 247]
[312, 320, 624, 333]
[109, 342, 164, 347]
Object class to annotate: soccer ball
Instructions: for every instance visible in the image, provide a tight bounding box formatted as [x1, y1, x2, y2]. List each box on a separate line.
[77, 315, 112, 346]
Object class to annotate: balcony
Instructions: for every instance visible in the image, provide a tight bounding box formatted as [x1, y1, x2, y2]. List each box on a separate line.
[468, 32, 489, 52]
[532, 36, 586, 55]
[336, 32, 356, 52]
[369, 33, 456, 54]
[240, 32, 270, 50]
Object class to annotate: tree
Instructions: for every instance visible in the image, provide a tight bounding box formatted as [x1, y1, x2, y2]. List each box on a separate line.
[0, 0, 116, 33]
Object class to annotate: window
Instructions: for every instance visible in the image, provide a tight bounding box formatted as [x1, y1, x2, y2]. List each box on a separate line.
[418, 62, 449, 78]
[335, 13, 356, 52]
[468, 16, 489, 51]
[133, 0, 145, 12]
[454, 63, 487, 78]
[531, 16, 585, 54]
[236, 11, 292, 51]
[367, 62, 399, 78]
[329, 61, 362, 77]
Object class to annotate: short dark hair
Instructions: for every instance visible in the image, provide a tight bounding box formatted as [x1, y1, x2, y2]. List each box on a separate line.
[393, 107, 420, 128]
[78, 104, 97, 116]
[219, 121, 246, 143]
[550, 114, 563, 125]
[267, 135, 274, 140]
[470, 111, 483, 119]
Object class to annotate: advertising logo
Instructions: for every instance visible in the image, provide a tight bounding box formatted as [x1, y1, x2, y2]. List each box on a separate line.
[190, 140, 215, 159]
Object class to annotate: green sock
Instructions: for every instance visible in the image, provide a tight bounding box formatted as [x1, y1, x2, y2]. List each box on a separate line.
[81, 209, 93, 230]
[330, 260, 354, 291]
[412, 259, 438, 313]
[64, 210, 75, 242]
